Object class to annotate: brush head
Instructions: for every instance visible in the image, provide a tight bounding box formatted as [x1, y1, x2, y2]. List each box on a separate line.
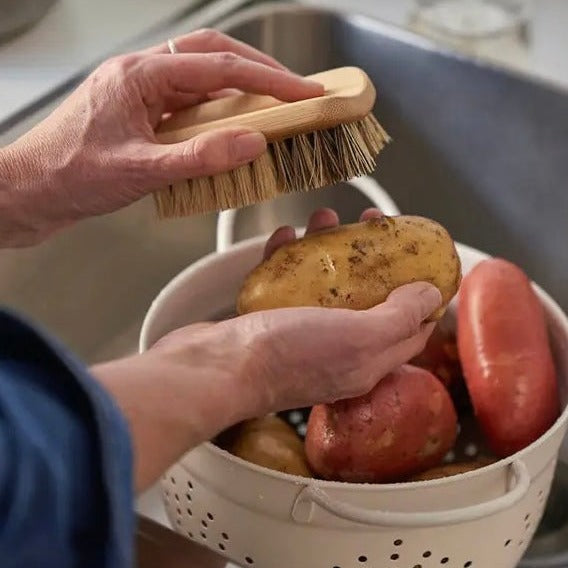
[153, 67, 391, 218]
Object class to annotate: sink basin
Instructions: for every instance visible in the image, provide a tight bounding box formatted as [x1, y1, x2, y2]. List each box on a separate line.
[1, 2, 568, 361]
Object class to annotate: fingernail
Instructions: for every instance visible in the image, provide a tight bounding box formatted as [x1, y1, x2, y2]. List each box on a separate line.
[418, 283, 443, 308]
[234, 132, 267, 162]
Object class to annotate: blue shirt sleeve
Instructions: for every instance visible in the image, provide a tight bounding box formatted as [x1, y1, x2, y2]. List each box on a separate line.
[0, 308, 134, 568]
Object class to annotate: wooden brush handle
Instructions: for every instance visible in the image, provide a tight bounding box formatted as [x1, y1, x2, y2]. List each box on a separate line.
[156, 66, 376, 144]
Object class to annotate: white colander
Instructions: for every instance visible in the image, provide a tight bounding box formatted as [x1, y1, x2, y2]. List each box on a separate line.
[139, 178, 568, 568]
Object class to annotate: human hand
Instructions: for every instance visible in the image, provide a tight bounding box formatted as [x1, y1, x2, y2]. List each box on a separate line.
[154, 207, 441, 416]
[94, 207, 441, 489]
[0, 29, 323, 246]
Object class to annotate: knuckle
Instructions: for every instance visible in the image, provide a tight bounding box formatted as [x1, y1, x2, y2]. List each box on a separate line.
[184, 135, 232, 172]
[214, 51, 240, 66]
[192, 28, 224, 46]
[96, 54, 141, 83]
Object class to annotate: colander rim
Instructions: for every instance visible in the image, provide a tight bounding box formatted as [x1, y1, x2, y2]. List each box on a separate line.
[141, 235, 568, 490]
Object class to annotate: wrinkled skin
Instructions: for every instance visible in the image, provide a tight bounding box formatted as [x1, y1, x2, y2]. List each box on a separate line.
[0, 29, 323, 246]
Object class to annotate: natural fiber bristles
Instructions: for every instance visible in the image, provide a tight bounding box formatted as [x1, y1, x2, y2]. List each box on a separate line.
[154, 114, 391, 218]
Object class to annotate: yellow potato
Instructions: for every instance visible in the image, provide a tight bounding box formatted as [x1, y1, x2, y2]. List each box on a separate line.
[237, 216, 461, 321]
[408, 458, 495, 481]
[230, 416, 312, 478]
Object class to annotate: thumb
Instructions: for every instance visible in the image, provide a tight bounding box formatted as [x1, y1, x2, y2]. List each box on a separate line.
[149, 127, 267, 180]
[368, 282, 443, 343]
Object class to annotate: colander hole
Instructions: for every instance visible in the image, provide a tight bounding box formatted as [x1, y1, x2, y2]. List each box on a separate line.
[170, 476, 176, 484]
[413, 565, 422, 568]
[176, 519, 181, 526]
[186, 493, 192, 502]
[175, 494, 180, 501]
[187, 508, 192, 516]
[289, 411, 303, 424]
[464, 562, 473, 567]
[441, 558, 449, 564]
[390, 554, 399, 560]
[464, 443, 478, 457]
[176, 508, 181, 515]
[187, 532, 193, 539]
[222, 532, 229, 541]
[202, 521, 208, 528]
[187, 480, 193, 490]
[245, 556, 254, 564]
[207, 512, 214, 521]
[297, 423, 307, 436]
[219, 543, 226, 551]
[505, 540, 511, 547]
[358, 556, 367, 563]
[519, 541, 524, 547]
[538, 490, 544, 497]
[423, 551, 432, 558]
[394, 539, 403, 546]
[525, 514, 530, 521]
[201, 532, 207, 539]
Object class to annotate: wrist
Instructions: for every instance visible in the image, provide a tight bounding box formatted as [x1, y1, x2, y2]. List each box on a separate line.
[0, 139, 71, 247]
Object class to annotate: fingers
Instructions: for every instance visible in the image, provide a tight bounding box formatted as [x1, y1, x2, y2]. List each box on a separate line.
[359, 207, 383, 221]
[144, 29, 289, 72]
[145, 53, 323, 102]
[368, 322, 436, 380]
[366, 282, 443, 344]
[263, 226, 296, 260]
[305, 208, 339, 234]
[144, 127, 267, 180]
[262, 208, 339, 260]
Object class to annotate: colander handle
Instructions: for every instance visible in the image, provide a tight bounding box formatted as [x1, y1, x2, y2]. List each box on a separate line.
[215, 176, 401, 253]
[291, 460, 531, 527]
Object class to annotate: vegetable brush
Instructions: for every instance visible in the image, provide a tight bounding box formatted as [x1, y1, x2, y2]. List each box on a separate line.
[153, 66, 390, 217]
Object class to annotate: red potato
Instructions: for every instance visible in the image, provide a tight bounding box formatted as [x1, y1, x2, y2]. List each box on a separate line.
[411, 325, 472, 415]
[305, 365, 458, 483]
[411, 325, 461, 389]
[457, 258, 560, 458]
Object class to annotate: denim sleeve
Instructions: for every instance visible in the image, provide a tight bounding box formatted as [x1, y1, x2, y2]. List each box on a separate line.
[0, 309, 134, 568]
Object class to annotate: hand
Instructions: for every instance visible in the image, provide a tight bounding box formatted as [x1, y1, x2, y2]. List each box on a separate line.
[93, 207, 441, 490]
[201, 207, 442, 411]
[0, 29, 323, 246]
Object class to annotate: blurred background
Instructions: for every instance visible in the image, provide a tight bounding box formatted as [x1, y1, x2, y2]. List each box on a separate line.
[1, 0, 567, 131]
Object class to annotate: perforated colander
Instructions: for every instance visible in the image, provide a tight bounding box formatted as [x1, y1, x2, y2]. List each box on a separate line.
[140, 180, 568, 568]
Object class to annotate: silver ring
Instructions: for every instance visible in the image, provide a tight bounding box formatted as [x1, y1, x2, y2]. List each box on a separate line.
[167, 38, 178, 54]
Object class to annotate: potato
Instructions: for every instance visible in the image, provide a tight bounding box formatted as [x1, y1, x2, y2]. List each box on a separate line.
[408, 458, 495, 481]
[305, 365, 458, 483]
[230, 416, 312, 477]
[237, 216, 461, 321]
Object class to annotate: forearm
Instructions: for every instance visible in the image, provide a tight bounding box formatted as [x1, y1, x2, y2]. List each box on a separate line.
[91, 324, 266, 493]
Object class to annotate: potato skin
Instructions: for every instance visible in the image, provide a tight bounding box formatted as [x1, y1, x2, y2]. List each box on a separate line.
[407, 459, 495, 481]
[305, 365, 458, 483]
[237, 216, 461, 321]
[457, 258, 560, 457]
[230, 416, 312, 477]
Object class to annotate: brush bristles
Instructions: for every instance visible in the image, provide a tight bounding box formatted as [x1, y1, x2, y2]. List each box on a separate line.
[153, 114, 391, 218]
